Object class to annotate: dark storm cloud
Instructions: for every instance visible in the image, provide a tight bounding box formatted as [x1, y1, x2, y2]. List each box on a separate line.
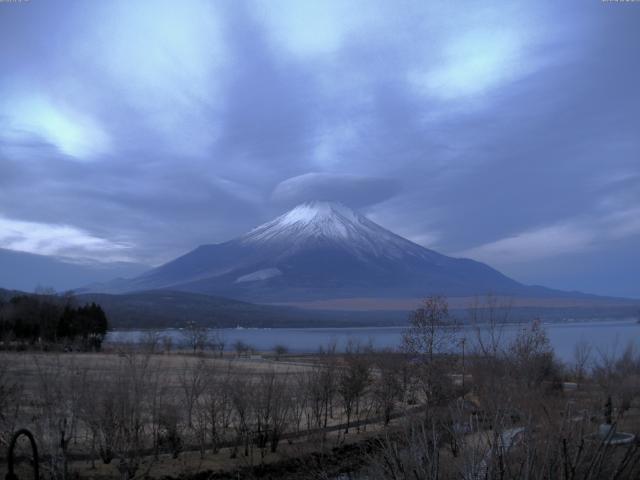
[0, 0, 639, 296]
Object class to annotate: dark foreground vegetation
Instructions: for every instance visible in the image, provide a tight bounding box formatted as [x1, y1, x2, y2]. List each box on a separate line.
[0, 290, 108, 351]
[1, 296, 640, 479]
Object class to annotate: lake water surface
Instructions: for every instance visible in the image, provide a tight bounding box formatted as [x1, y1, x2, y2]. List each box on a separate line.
[107, 319, 640, 363]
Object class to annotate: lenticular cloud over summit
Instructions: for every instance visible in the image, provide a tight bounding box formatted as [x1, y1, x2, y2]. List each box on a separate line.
[271, 173, 401, 209]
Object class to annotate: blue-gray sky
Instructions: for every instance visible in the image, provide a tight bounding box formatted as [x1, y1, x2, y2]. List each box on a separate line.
[1, 0, 639, 298]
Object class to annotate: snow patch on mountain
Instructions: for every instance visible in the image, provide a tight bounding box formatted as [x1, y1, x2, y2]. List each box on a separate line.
[235, 268, 282, 283]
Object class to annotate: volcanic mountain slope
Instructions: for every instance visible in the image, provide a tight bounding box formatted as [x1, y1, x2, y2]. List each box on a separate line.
[100, 201, 591, 303]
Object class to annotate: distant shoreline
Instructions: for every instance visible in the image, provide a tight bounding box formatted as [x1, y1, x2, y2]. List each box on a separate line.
[107, 316, 640, 332]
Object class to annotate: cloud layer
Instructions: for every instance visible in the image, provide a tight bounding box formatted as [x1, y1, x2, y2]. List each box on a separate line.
[1, 0, 639, 296]
[272, 173, 400, 208]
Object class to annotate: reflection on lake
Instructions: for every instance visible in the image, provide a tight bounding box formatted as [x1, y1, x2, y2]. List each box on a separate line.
[106, 319, 640, 363]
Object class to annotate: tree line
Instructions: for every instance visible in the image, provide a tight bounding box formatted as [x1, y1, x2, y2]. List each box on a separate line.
[0, 290, 108, 350]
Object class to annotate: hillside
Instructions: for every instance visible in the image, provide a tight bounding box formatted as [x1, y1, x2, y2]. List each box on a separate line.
[94, 201, 598, 304]
[74, 290, 409, 328]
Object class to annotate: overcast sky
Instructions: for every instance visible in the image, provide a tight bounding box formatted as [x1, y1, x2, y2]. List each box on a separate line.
[1, 1, 639, 298]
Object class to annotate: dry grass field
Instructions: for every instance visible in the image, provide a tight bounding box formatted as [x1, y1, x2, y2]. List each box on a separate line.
[0, 348, 411, 479]
[3, 316, 640, 479]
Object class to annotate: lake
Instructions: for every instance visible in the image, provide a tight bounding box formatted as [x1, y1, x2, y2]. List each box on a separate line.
[106, 318, 640, 364]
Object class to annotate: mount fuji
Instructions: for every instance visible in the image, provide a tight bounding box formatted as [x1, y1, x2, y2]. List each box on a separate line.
[99, 201, 586, 304]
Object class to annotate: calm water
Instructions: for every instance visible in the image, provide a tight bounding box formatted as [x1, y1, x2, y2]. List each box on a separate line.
[107, 319, 640, 363]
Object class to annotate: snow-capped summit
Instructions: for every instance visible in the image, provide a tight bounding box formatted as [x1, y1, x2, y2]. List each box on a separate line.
[241, 201, 433, 261]
[272, 201, 359, 227]
[108, 201, 538, 302]
[243, 201, 363, 241]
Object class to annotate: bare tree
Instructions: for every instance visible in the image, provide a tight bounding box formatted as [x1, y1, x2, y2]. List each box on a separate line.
[310, 342, 339, 437]
[32, 354, 87, 480]
[402, 296, 459, 415]
[233, 340, 253, 358]
[181, 321, 208, 354]
[402, 295, 458, 361]
[179, 357, 207, 429]
[508, 319, 560, 391]
[367, 403, 640, 480]
[146, 357, 166, 461]
[207, 328, 226, 357]
[204, 362, 234, 454]
[593, 342, 640, 419]
[162, 334, 173, 354]
[140, 330, 161, 354]
[273, 344, 289, 360]
[366, 416, 442, 480]
[372, 351, 403, 426]
[469, 294, 512, 357]
[470, 318, 562, 424]
[338, 341, 371, 433]
[572, 338, 593, 383]
[86, 376, 119, 465]
[229, 375, 252, 459]
[109, 353, 157, 480]
[251, 369, 292, 458]
[156, 395, 183, 459]
[289, 372, 310, 435]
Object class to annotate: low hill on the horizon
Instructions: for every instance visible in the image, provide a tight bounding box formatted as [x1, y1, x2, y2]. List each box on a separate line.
[2, 287, 637, 330]
[0, 287, 407, 328]
[76, 290, 404, 328]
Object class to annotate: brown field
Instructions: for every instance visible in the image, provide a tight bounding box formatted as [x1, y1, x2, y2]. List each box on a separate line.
[0, 348, 412, 479]
[3, 315, 640, 479]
